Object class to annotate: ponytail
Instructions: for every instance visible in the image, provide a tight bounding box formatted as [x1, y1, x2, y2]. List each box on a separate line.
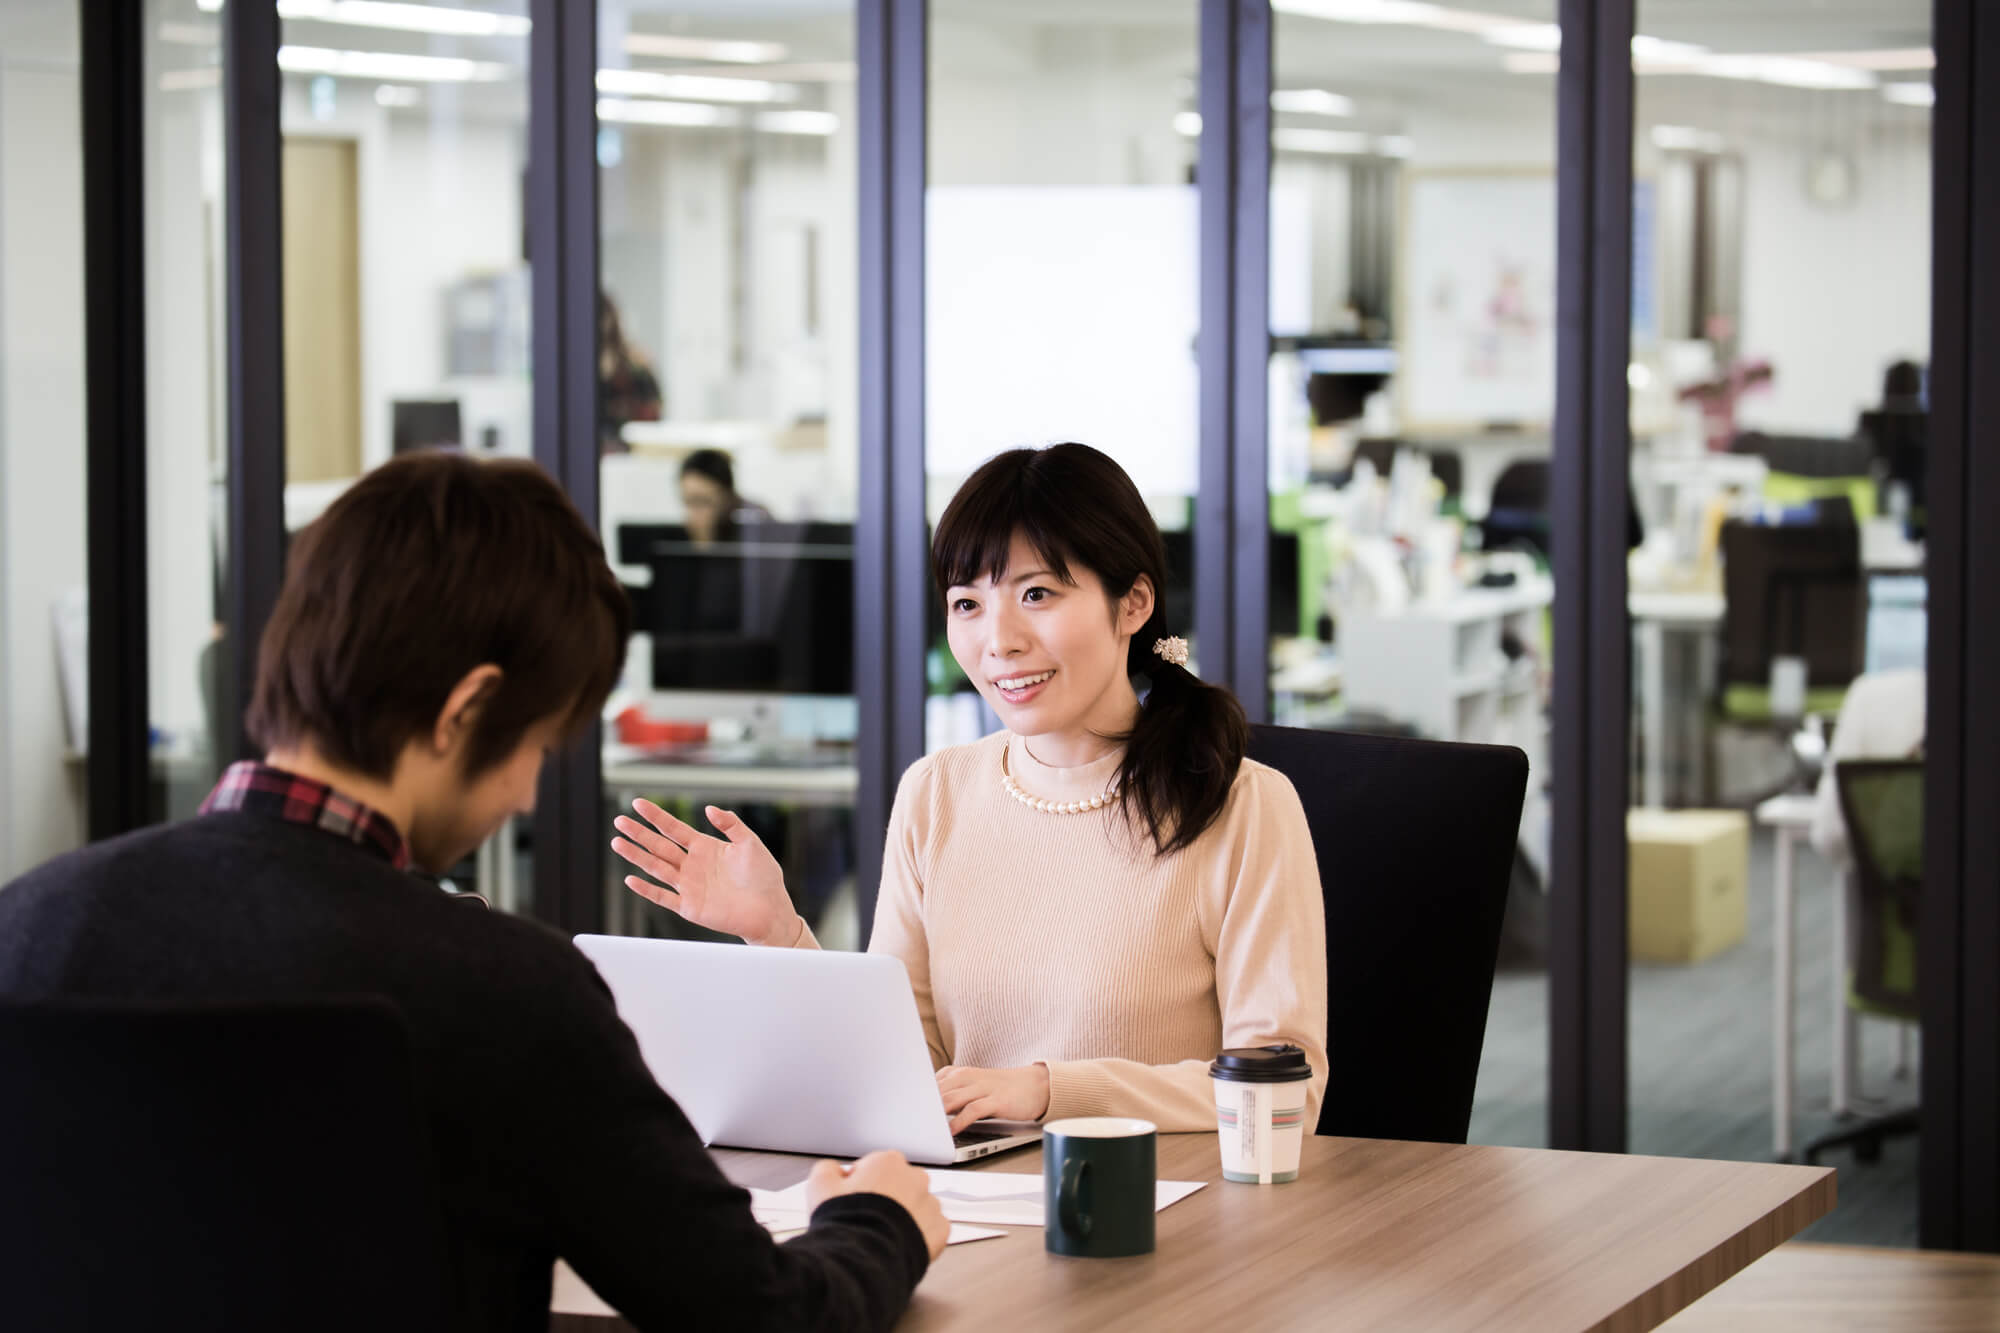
[1114, 619, 1248, 857]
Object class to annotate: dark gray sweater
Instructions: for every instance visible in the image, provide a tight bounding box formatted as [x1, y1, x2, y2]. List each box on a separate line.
[0, 812, 929, 1332]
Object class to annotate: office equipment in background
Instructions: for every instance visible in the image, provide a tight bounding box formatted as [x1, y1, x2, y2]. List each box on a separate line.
[1801, 760, 1922, 1167]
[1247, 726, 1527, 1143]
[619, 520, 854, 696]
[1718, 519, 1865, 720]
[573, 936, 1040, 1165]
[391, 399, 462, 454]
[0, 1000, 450, 1330]
[1160, 529, 1301, 640]
[1866, 574, 1927, 675]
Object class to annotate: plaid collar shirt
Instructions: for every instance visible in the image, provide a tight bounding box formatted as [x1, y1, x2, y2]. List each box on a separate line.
[200, 761, 414, 872]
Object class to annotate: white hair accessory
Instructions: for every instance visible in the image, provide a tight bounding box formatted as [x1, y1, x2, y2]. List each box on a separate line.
[1152, 636, 1190, 668]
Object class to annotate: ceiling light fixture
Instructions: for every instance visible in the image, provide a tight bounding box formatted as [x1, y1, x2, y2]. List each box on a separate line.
[595, 97, 737, 128]
[1173, 111, 1203, 137]
[1273, 127, 1375, 154]
[276, 1, 530, 39]
[1271, 88, 1356, 116]
[1650, 124, 1726, 153]
[374, 83, 423, 107]
[623, 33, 788, 64]
[278, 45, 510, 82]
[595, 68, 796, 103]
[1271, 0, 1444, 24]
[1882, 82, 1935, 107]
[754, 109, 839, 136]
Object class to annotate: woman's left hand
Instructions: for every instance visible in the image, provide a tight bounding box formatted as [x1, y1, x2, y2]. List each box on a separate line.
[936, 1064, 1050, 1134]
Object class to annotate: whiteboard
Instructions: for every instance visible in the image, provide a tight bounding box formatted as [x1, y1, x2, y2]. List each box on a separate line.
[926, 186, 1199, 497]
[1399, 172, 1556, 430]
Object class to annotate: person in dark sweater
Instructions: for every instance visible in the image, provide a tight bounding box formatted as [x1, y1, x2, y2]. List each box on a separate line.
[0, 453, 945, 1331]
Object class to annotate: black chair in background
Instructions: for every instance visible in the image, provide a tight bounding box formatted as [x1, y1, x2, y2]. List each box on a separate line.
[1480, 457, 1643, 560]
[1248, 725, 1529, 1144]
[0, 998, 451, 1332]
[1717, 518, 1865, 723]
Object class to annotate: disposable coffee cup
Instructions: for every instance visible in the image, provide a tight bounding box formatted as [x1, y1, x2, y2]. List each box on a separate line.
[1210, 1045, 1313, 1184]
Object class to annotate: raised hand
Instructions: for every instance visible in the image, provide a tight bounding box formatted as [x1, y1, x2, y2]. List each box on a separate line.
[611, 799, 801, 946]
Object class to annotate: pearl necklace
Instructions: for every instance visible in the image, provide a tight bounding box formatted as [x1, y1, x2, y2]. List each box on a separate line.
[1000, 747, 1117, 816]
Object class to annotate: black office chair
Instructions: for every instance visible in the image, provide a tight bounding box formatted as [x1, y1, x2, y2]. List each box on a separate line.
[0, 998, 451, 1332]
[1248, 725, 1529, 1144]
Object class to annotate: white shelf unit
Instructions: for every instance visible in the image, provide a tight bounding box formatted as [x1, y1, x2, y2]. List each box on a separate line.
[1339, 580, 1554, 786]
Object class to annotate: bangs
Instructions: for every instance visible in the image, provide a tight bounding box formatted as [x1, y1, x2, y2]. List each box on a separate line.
[932, 452, 1077, 595]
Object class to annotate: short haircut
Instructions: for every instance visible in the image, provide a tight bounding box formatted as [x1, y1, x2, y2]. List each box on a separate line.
[247, 453, 630, 780]
[679, 448, 735, 492]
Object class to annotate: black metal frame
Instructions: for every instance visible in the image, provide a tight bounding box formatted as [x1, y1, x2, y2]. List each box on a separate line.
[222, 0, 287, 767]
[79, 0, 150, 838]
[853, 0, 930, 942]
[528, 0, 605, 934]
[1550, 0, 1634, 1153]
[1922, 0, 2000, 1253]
[1196, 0, 1273, 715]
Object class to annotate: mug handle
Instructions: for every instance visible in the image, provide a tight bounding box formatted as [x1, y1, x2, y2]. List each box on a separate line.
[1059, 1155, 1093, 1238]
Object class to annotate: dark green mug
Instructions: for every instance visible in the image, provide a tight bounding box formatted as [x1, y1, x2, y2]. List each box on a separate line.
[1042, 1117, 1157, 1258]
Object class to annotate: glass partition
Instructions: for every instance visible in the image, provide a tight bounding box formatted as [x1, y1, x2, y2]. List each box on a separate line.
[1624, 0, 1931, 1246]
[597, 3, 863, 948]
[925, 0, 1201, 749]
[0, 0, 89, 877]
[1267, 1, 1560, 1147]
[272, 0, 535, 908]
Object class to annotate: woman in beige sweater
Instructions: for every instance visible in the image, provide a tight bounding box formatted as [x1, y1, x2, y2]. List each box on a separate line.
[612, 444, 1327, 1133]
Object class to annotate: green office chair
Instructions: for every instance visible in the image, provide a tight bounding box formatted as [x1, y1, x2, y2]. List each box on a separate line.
[1800, 759, 1921, 1166]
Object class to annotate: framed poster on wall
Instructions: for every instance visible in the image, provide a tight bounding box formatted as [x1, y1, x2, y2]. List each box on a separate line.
[1397, 169, 1556, 433]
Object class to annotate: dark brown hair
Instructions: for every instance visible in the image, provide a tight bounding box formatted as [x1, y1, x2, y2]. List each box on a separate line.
[247, 453, 630, 779]
[932, 443, 1248, 856]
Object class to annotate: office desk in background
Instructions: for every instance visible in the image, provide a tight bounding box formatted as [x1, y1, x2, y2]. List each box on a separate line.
[552, 1134, 1833, 1332]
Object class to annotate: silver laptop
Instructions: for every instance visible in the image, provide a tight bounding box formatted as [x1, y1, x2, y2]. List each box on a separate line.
[573, 935, 1041, 1165]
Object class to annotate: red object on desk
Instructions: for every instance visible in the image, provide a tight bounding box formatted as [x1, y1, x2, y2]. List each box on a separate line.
[614, 706, 707, 747]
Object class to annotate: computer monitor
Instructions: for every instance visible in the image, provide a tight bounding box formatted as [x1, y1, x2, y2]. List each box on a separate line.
[391, 399, 463, 454]
[620, 520, 854, 696]
[1159, 530, 1302, 641]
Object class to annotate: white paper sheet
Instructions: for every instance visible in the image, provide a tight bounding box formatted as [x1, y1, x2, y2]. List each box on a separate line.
[754, 1171, 1206, 1230]
[749, 1188, 1006, 1245]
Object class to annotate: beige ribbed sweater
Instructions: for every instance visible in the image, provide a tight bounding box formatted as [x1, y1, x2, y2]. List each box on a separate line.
[798, 730, 1328, 1132]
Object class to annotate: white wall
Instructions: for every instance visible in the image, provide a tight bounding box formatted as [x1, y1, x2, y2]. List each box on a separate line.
[1, 57, 88, 874]
[1735, 132, 1931, 436]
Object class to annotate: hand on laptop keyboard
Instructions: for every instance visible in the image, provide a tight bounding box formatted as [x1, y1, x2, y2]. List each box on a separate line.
[938, 1063, 1051, 1135]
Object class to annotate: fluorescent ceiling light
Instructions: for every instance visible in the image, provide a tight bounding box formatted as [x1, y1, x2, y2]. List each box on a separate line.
[279, 45, 510, 82]
[276, 1, 530, 39]
[595, 68, 795, 103]
[755, 109, 838, 136]
[1271, 88, 1355, 116]
[1274, 127, 1375, 154]
[1883, 82, 1935, 107]
[1797, 48, 1934, 72]
[1697, 54, 1877, 90]
[1651, 124, 1725, 153]
[623, 33, 787, 64]
[1172, 111, 1203, 137]
[158, 22, 217, 46]
[374, 83, 423, 106]
[1484, 23, 1560, 52]
[1272, 0, 1444, 24]
[1628, 35, 1709, 65]
[196, 0, 221, 9]
[596, 97, 737, 128]
[161, 67, 222, 92]
[1503, 52, 1559, 74]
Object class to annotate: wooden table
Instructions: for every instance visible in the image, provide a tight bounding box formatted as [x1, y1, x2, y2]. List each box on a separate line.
[552, 1133, 1834, 1331]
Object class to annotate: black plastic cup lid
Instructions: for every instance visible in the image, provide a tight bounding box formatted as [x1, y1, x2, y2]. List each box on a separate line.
[1208, 1044, 1312, 1083]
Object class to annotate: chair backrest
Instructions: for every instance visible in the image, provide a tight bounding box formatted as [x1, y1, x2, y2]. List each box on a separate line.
[1720, 519, 1865, 688]
[0, 998, 451, 1333]
[1834, 759, 1923, 1017]
[1247, 725, 1528, 1144]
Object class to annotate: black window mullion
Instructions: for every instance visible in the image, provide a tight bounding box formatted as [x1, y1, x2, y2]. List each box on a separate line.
[80, 0, 150, 838]
[1549, 0, 1633, 1154]
[222, 0, 287, 767]
[529, 0, 604, 934]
